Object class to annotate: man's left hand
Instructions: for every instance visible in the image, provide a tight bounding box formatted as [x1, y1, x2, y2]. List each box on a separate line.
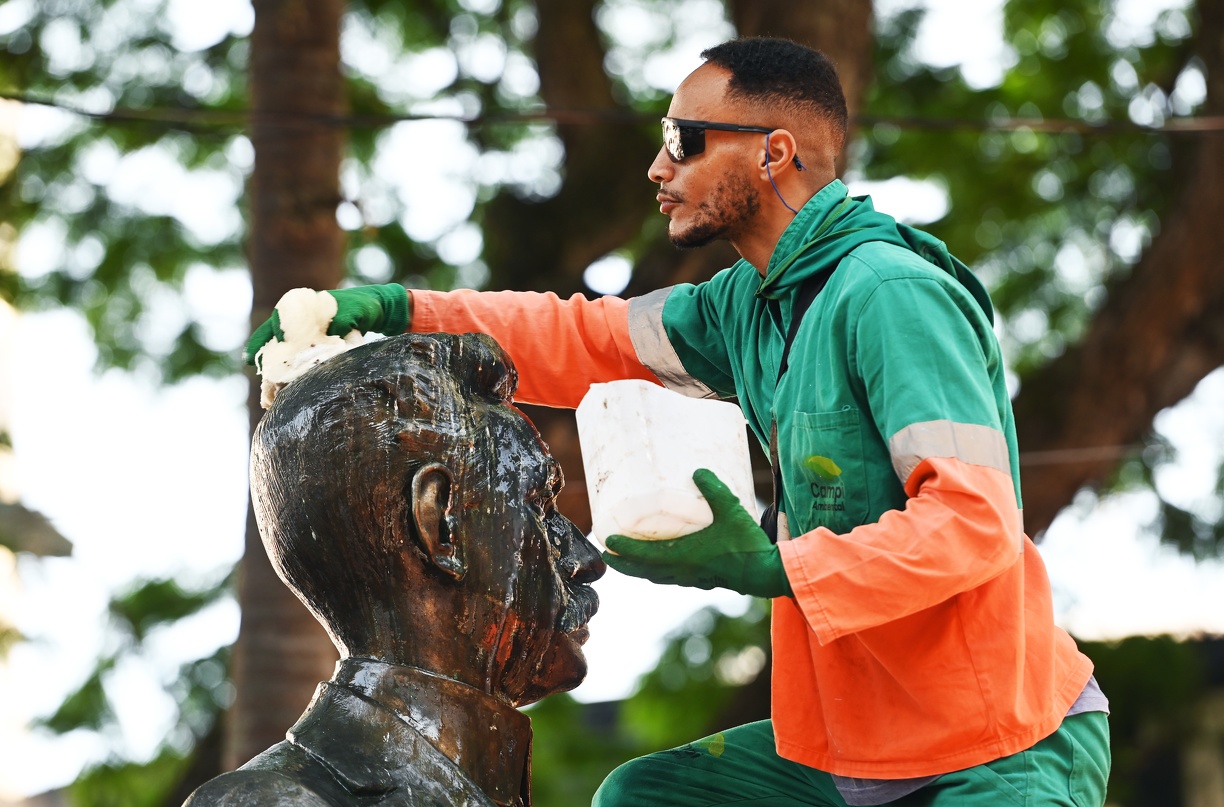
[602, 469, 794, 599]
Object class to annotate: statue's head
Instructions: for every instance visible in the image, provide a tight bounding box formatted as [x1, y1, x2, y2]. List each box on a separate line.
[250, 333, 604, 707]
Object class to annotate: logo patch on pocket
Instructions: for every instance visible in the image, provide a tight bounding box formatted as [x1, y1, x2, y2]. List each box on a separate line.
[803, 455, 842, 481]
[803, 455, 846, 512]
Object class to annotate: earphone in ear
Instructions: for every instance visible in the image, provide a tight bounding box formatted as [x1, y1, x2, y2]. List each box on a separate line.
[794, 155, 806, 171]
[764, 131, 800, 214]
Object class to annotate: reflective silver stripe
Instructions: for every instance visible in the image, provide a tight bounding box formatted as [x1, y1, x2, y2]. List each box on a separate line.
[627, 287, 717, 399]
[892, 421, 1022, 553]
[889, 420, 1012, 483]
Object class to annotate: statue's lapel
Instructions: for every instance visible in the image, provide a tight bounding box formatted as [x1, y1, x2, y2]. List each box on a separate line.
[288, 682, 497, 807]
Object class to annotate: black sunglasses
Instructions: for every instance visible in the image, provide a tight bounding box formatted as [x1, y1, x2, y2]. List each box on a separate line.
[661, 117, 776, 163]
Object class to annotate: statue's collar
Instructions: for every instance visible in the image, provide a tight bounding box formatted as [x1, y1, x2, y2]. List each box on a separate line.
[331, 657, 532, 805]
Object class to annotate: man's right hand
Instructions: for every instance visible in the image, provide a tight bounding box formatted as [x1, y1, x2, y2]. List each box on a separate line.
[244, 283, 412, 366]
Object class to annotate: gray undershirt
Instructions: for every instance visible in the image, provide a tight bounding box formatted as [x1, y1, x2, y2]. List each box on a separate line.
[832, 676, 1110, 806]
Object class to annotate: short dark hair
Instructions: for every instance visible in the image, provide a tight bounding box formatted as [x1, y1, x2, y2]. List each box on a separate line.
[701, 37, 847, 143]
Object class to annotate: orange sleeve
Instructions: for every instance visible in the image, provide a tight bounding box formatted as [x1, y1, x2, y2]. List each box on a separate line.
[410, 288, 662, 408]
[779, 456, 1022, 644]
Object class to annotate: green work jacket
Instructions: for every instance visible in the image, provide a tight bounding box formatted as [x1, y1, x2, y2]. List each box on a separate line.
[629, 178, 1021, 539]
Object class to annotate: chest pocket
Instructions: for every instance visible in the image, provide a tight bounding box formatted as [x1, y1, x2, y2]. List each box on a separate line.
[788, 406, 870, 535]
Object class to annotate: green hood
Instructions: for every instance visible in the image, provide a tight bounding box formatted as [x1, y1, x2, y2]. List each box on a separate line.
[755, 179, 993, 324]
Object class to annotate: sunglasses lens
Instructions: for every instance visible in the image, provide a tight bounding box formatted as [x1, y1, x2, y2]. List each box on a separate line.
[662, 119, 685, 162]
[661, 119, 706, 163]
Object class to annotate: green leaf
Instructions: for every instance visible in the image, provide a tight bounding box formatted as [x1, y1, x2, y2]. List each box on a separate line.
[108, 575, 232, 644]
[37, 658, 116, 734]
[67, 746, 192, 807]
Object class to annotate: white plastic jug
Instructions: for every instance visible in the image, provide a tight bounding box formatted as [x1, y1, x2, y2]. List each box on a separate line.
[575, 379, 759, 549]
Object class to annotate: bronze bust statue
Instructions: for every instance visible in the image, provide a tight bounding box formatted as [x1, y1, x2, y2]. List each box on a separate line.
[184, 333, 605, 806]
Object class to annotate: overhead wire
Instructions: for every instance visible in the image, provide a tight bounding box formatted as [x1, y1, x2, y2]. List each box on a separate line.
[3, 89, 1224, 136]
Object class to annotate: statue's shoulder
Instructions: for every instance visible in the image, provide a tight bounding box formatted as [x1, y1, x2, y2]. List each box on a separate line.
[181, 742, 336, 807]
[181, 769, 331, 806]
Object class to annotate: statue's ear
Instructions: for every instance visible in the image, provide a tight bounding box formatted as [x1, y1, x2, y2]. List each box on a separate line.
[410, 463, 466, 581]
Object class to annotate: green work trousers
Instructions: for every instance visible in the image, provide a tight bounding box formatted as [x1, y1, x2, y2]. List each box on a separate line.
[592, 712, 1110, 807]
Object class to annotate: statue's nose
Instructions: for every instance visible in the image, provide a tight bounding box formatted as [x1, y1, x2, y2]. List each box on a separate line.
[555, 516, 606, 584]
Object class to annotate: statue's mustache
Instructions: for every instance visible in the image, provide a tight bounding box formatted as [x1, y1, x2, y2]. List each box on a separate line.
[559, 583, 599, 634]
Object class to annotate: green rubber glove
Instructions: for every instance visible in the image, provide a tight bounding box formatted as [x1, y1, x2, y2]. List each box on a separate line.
[243, 283, 411, 366]
[603, 469, 794, 599]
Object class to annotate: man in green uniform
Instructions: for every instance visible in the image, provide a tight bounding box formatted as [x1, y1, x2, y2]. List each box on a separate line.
[246, 36, 1110, 807]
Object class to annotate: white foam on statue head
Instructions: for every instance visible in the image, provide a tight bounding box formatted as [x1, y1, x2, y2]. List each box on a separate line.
[255, 288, 364, 409]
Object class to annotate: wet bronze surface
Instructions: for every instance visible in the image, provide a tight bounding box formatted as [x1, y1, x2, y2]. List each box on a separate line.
[185, 333, 604, 806]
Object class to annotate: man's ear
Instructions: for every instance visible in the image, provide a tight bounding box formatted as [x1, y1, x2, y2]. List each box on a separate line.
[761, 128, 802, 175]
[410, 462, 466, 581]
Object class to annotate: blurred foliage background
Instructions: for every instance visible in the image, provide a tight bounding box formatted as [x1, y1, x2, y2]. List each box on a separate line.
[1, 0, 1223, 804]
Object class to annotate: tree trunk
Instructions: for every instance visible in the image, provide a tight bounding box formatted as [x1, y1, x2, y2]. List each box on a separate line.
[482, 0, 658, 294]
[1013, 0, 1224, 536]
[226, 0, 347, 770]
[494, 0, 655, 528]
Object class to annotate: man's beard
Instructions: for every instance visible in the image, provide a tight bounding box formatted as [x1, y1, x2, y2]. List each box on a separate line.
[669, 174, 761, 249]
